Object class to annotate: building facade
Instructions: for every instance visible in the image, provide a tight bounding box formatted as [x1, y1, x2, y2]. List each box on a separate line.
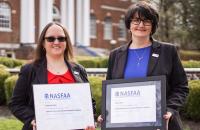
[0, 0, 136, 59]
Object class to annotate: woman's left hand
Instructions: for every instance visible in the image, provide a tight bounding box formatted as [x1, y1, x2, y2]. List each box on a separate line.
[85, 126, 95, 130]
[163, 111, 172, 130]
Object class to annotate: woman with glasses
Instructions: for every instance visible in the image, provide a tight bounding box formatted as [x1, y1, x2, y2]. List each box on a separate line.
[9, 22, 96, 130]
[98, 1, 188, 130]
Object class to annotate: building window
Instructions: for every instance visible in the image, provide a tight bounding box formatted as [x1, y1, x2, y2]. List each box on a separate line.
[104, 17, 112, 40]
[118, 19, 126, 40]
[53, 5, 60, 23]
[90, 14, 96, 38]
[131, 0, 138, 2]
[0, 2, 11, 31]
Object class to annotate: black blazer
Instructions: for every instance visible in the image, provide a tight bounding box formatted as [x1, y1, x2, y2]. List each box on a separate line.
[107, 40, 189, 130]
[9, 59, 96, 130]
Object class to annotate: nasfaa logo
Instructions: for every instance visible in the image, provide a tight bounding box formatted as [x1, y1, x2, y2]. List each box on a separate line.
[115, 90, 140, 97]
[44, 92, 71, 100]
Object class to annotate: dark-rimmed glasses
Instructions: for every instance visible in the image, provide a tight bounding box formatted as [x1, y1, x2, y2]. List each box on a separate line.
[45, 36, 66, 42]
[131, 18, 152, 26]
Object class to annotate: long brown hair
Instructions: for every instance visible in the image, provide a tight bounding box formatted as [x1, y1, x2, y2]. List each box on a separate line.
[33, 22, 74, 65]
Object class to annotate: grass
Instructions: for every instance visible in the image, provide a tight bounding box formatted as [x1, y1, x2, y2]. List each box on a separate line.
[0, 118, 23, 130]
[0, 118, 193, 130]
[0, 118, 101, 130]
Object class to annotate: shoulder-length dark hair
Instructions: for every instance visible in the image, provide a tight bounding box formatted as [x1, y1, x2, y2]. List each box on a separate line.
[125, 1, 159, 35]
[33, 22, 74, 65]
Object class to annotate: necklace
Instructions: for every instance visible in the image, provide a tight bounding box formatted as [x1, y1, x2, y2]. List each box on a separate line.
[47, 63, 67, 75]
[133, 49, 147, 66]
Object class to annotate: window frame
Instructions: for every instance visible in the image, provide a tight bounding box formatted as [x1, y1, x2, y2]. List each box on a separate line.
[0, 2, 12, 32]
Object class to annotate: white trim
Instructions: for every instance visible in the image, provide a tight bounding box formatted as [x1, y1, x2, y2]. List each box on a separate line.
[20, 0, 35, 43]
[118, 38, 126, 41]
[0, 28, 12, 32]
[61, 0, 75, 45]
[0, 43, 20, 49]
[101, 5, 127, 12]
[184, 68, 200, 72]
[76, 0, 90, 46]
[90, 36, 97, 39]
[39, 0, 53, 33]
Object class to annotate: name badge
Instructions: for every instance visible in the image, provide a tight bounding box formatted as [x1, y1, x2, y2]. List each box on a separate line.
[152, 53, 159, 58]
[74, 71, 79, 75]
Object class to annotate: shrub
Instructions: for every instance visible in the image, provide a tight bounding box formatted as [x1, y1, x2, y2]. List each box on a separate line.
[180, 50, 200, 61]
[0, 68, 10, 105]
[78, 59, 98, 68]
[183, 80, 200, 121]
[98, 58, 108, 68]
[13, 59, 25, 68]
[77, 57, 108, 68]
[0, 57, 14, 68]
[0, 57, 24, 68]
[0, 64, 8, 69]
[182, 60, 200, 68]
[4, 75, 18, 104]
[89, 76, 105, 116]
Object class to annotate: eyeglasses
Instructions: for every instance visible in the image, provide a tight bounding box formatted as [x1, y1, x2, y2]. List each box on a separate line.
[44, 36, 66, 42]
[131, 19, 152, 26]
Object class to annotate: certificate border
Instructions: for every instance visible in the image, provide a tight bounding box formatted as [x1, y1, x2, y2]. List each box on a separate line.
[101, 76, 166, 130]
[33, 83, 95, 130]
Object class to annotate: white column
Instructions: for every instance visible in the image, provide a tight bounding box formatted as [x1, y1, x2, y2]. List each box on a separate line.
[76, 0, 90, 46]
[61, 0, 75, 45]
[39, 0, 53, 33]
[20, 0, 35, 44]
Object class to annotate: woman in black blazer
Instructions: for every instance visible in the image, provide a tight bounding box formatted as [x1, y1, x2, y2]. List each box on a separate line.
[99, 1, 188, 130]
[9, 22, 96, 130]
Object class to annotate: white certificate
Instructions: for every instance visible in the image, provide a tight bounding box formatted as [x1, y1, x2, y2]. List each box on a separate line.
[110, 85, 156, 123]
[33, 83, 94, 130]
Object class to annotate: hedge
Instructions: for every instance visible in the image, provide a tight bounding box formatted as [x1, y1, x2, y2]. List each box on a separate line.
[89, 76, 105, 116]
[2, 74, 105, 116]
[77, 57, 108, 68]
[4, 75, 18, 104]
[2, 73, 200, 121]
[182, 60, 200, 68]
[77, 57, 200, 68]
[78, 59, 99, 68]
[0, 68, 10, 105]
[183, 80, 200, 121]
[0, 57, 25, 68]
[180, 50, 200, 61]
[0, 64, 8, 69]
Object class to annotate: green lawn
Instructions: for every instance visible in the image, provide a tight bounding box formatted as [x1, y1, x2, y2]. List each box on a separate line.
[0, 118, 101, 130]
[0, 118, 193, 130]
[0, 118, 23, 130]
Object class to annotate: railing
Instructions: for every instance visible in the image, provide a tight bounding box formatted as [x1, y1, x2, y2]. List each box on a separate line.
[6, 68, 200, 80]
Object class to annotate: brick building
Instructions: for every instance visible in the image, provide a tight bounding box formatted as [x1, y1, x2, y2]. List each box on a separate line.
[0, 0, 137, 59]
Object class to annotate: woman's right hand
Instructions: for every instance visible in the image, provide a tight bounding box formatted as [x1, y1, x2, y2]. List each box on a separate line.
[97, 115, 103, 125]
[31, 119, 36, 130]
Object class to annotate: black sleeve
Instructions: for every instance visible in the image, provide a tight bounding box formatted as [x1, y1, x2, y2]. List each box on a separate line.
[106, 50, 115, 80]
[8, 64, 35, 125]
[78, 64, 97, 120]
[167, 46, 189, 113]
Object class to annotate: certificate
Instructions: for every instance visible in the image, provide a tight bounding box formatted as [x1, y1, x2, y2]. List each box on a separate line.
[33, 83, 94, 130]
[101, 76, 166, 130]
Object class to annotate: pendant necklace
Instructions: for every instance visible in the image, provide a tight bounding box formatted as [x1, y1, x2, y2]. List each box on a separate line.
[48, 63, 64, 75]
[133, 49, 146, 66]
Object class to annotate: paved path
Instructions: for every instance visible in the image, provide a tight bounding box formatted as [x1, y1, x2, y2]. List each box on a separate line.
[0, 106, 12, 118]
